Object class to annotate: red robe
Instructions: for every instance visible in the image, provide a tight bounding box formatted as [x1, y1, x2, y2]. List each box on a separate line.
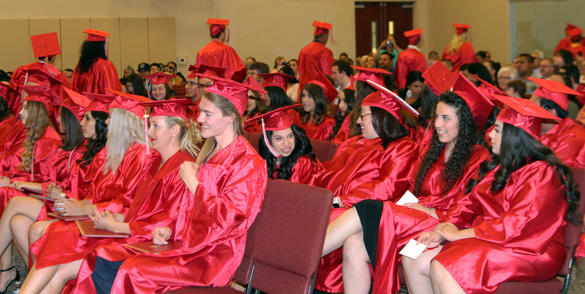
[554, 37, 585, 58]
[297, 41, 335, 99]
[540, 118, 585, 168]
[332, 115, 351, 146]
[72, 58, 122, 94]
[67, 150, 196, 293]
[395, 46, 427, 89]
[196, 40, 247, 82]
[287, 155, 320, 184]
[297, 116, 335, 141]
[365, 144, 489, 293]
[105, 136, 266, 293]
[435, 160, 567, 294]
[442, 42, 477, 71]
[31, 142, 151, 269]
[0, 116, 26, 155]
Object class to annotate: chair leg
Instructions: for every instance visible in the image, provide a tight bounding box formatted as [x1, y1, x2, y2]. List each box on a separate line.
[308, 272, 318, 294]
[561, 257, 575, 294]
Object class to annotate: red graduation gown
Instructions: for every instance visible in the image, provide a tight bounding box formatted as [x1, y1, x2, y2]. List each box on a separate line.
[196, 40, 247, 82]
[395, 46, 427, 89]
[31, 142, 151, 269]
[297, 41, 334, 96]
[72, 58, 122, 94]
[67, 150, 196, 293]
[104, 136, 266, 293]
[288, 154, 320, 184]
[555, 37, 585, 58]
[435, 161, 567, 294]
[441, 42, 477, 71]
[297, 116, 335, 141]
[332, 115, 351, 145]
[0, 116, 25, 155]
[540, 118, 585, 168]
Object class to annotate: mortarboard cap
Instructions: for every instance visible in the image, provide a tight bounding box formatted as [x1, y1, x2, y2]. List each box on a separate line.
[404, 28, 422, 45]
[23, 85, 61, 114]
[107, 89, 151, 117]
[23, 68, 64, 87]
[30, 32, 61, 58]
[363, 79, 419, 124]
[494, 94, 559, 139]
[472, 74, 507, 98]
[140, 99, 194, 122]
[147, 72, 176, 85]
[351, 65, 392, 88]
[188, 64, 226, 79]
[84, 92, 116, 113]
[259, 73, 294, 91]
[567, 26, 583, 39]
[453, 23, 470, 35]
[0, 82, 16, 99]
[566, 23, 578, 34]
[61, 88, 91, 122]
[529, 77, 582, 112]
[245, 104, 301, 157]
[207, 18, 229, 36]
[243, 75, 267, 95]
[306, 80, 338, 103]
[422, 61, 457, 96]
[313, 20, 332, 37]
[83, 28, 109, 42]
[452, 73, 495, 129]
[200, 74, 249, 116]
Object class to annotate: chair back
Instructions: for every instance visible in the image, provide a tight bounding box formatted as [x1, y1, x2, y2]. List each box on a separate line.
[249, 179, 333, 294]
[310, 139, 337, 162]
[560, 167, 585, 275]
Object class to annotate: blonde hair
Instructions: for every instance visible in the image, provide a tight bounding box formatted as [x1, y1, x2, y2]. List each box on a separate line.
[195, 93, 243, 165]
[103, 108, 146, 174]
[446, 33, 467, 54]
[19, 101, 51, 172]
[164, 116, 202, 158]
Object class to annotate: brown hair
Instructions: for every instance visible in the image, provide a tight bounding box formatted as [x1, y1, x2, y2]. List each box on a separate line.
[19, 101, 51, 172]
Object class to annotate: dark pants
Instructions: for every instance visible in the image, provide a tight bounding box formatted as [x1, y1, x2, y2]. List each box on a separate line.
[91, 257, 124, 294]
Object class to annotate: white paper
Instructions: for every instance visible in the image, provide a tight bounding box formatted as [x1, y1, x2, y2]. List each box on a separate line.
[396, 190, 418, 206]
[399, 239, 427, 259]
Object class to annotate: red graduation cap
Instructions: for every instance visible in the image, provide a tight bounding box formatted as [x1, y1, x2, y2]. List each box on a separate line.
[207, 18, 229, 36]
[453, 23, 470, 35]
[528, 77, 582, 112]
[61, 88, 91, 122]
[351, 66, 392, 88]
[363, 79, 419, 124]
[246, 104, 301, 157]
[147, 72, 176, 85]
[404, 28, 422, 45]
[567, 26, 584, 39]
[0, 82, 16, 100]
[84, 92, 116, 113]
[83, 28, 109, 41]
[30, 32, 61, 58]
[313, 20, 332, 37]
[472, 74, 507, 98]
[566, 23, 578, 34]
[23, 68, 64, 87]
[422, 61, 457, 96]
[243, 75, 267, 95]
[200, 74, 249, 116]
[107, 89, 151, 117]
[259, 73, 294, 91]
[452, 73, 495, 130]
[306, 80, 338, 103]
[188, 64, 226, 79]
[494, 94, 560, 139]
[23, 85, 61, 114]
[140, 99, 194, 121]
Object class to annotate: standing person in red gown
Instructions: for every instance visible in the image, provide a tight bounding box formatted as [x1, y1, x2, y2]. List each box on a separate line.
[72, 29, 122, 94]
[9, 32, 70, 115]
[20, 91, 152, 293]
[395, 28, 427, 89]
[196, 18, 247, 82]
[442, 24, 477, 71]
[251, 105, 320, 183]
[401, 96, 579, 294]
[555, 24, 585, 58]
[86, 76, 267, 294]
[298, 81, 336, 140]
[297, 21, 338, 102]
[320, 73, 493, 293]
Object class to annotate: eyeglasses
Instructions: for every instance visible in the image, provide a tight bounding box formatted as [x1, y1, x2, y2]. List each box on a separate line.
[360, 113, 372, 118]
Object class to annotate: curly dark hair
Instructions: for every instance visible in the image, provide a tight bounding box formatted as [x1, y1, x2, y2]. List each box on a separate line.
[466, 123, 580, 223]
[263, 86, 293, 113]
[258, 124, 316, 180]
[414, 91, 479, 195]
[0, 95, 10, 122]
[330, 88, 355, 140]
[300, 83, 329, 125]
[78, 111, 108, 166]
[60, 107, 84, 151]
[76, 41, 107, 73]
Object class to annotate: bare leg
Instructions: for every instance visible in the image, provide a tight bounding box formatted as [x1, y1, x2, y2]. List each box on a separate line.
[342, 232, 371, 294]
[0, 197, 43, 255]
[402, 246, 442, 294]
[10, 214, 33, 259]
[18, 263, 58, 294]
[0, 249, 16, 293]
[43, 259, 83, 294]
[430, 260, 465, 294]
[322, 207, 363, 256]
[29, 219, 56, 245]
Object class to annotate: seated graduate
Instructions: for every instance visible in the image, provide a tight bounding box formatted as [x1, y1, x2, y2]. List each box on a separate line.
[86, 75, 267, 293]
[146, 72, 176, 101]
[297, 81, 336, 140]
[244, 73, 295, 132]
[400, 95, 579, 294]
[329, 88, 355, 141]
[320, 73, 493, 293]
[20, 90, 153, 293]
[250, 105, 319, 183]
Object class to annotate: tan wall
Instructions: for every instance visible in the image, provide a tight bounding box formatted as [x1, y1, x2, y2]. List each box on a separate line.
[514, 0, 585, 58]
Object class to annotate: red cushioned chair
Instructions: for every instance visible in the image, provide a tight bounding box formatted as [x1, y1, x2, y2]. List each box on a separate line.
[167, 179, 333, 294]
[494, 167, 585, 294]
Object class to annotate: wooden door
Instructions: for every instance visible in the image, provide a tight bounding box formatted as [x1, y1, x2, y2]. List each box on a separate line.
[355, 1, 414, 58]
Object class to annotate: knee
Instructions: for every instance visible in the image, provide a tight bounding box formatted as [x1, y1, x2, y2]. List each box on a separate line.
[342, 233, 369, 265]
[29, 222, 48, 243]
[9, 214, 28, 233]
[402, 255, 427, 276]
[429, 260, 445, 280]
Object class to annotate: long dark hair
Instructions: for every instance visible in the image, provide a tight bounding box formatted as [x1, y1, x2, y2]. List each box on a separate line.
[258, 124, 316, 180]
[0, 96, 10, 122]
[60, 107, 84, 151]
[126, 73, 148, 97]
[264, 86, 293, 113]
[349, 81, 376, 137]
[369, 106, 408, 149]
[414, 92, 478, 195]
[78, 111, 108, 166]
[466, 123, 580, 223]
[330, 88, 355, 140]
[76, 41, 107, 73]
[300, 83, 329, 124]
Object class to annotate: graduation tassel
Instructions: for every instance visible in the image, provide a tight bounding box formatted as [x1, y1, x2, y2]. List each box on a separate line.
[261, 119, 280, 158]
[144, 111, 151, 155]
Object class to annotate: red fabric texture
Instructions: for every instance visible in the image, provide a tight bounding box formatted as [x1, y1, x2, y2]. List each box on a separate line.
[296, 116, 335, 140]
[196, 40, 247, 82]
[540, 118, 585, 168]
[72, 58, 122, 94]
[395, 47, 427, 89]
[441, 42, 477, 71]
[297, 41, 335, 100]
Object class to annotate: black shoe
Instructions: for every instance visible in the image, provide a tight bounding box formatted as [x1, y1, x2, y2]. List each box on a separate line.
[0, 266, 19, 294]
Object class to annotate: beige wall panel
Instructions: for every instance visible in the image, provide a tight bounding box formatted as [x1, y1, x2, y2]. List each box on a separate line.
[91, 18, 122, 76]
[0, 19, 30, 72]
[60, 18, 90, 71]
[119, 18, 149, 73]
[148, 17, 176, 65]
[29, 19, 61, 69]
